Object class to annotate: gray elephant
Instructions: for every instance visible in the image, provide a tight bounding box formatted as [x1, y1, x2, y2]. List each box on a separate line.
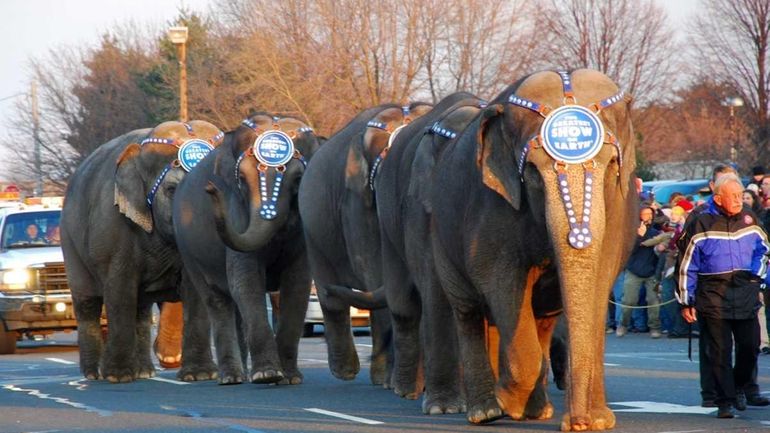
[298, 102, 431, 385]
[369, 92, 485, 413]
[430, 69, 636, 431]
[173, 113, 320, 385]
[61, 120, 222, 383]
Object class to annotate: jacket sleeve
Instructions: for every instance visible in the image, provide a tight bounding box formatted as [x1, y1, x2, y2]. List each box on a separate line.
[752, 228, 770, 284]
[676, 220, 700, 305]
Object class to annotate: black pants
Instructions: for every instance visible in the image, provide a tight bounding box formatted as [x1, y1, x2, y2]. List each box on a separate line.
[699, 315, 760, 406]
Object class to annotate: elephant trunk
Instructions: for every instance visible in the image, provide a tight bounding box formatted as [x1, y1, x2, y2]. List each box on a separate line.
[205, 175, 290, 252]
[541, 166, 614, 430]
[321, 284, 388, 310]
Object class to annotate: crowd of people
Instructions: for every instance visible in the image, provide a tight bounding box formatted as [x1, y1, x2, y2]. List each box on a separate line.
[606, 164, 770, 418]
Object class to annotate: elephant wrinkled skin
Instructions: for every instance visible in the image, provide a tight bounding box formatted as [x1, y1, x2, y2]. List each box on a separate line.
[430, 69, 636, 431]
[173, 113, 319, 385]
[61, 121, 220, 383]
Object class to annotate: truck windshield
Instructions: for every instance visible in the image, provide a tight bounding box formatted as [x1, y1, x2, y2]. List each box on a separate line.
[1, 211, 61, 249]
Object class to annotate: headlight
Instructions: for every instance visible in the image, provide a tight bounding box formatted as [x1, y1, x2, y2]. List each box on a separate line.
[0, 268, 30, 290]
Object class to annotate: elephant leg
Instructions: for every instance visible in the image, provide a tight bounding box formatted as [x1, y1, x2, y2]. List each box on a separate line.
[420, 273, 465, 415]
[66, 247, 103, 380]
[369, 308, 394, 387]
[307, 240, 359, 380]
[489, 267, 551, 421]
[154, 301, 183, 368]
[134, 302, 156, 379]
[101, 272, 139, 383]
[275, 254, 311, 385]
[73, 295, 103, 380]
[549, 316, 568, 390]
[177, 270, 217, 382]
[203, 287, 244, 385]
[523, 314, 559, 418]
[228, 251, 283, 384]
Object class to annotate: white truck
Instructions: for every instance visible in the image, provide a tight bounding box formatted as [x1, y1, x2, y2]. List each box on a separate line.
[0, 201, 78, 354]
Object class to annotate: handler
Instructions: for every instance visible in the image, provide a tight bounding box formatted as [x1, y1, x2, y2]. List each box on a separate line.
[677, 173, 770, 419]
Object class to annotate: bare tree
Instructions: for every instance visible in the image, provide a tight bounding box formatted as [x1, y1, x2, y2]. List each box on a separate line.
[690, 0, 770, 168]
[537, 0, 678, 106]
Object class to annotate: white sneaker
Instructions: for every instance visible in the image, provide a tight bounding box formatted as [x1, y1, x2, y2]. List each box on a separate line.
[650, 329, 662, 339]
[616, 326, 627, 337]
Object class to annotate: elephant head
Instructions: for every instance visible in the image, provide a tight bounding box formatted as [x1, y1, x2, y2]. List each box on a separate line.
[115, 120, 225, 241]
[207, 113, 320, 252]
[477, 69, 636, 430]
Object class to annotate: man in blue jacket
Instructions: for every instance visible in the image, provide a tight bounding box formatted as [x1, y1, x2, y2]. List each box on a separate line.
[616, 204, 663, 338]
[678, 173, 770, 418]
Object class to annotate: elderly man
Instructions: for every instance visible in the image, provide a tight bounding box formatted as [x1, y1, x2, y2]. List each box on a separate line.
[677, 173, 770, 418]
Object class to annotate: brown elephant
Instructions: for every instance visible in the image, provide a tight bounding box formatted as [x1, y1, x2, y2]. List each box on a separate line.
[430, 69, 636, 431]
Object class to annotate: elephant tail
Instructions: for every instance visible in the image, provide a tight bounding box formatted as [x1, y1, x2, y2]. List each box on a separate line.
[322, 284, 388, 310]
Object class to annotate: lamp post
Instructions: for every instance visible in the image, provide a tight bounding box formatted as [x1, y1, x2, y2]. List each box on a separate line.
[723, 96, 744, 164]
[167, 26, 189, 122]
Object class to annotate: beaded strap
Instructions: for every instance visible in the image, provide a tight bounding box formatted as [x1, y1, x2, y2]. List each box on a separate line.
[146, 162, 173, 209]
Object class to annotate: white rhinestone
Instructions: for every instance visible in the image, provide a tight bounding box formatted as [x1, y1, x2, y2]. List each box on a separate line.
[570, 217, 577, 223]
[586, 201, 592, 208]
[564, 195, 571, 202]
[560, 180, 568, 187]
[586, 193, 592, 199]
[568, 210, 575, 216]
[577, 234, 585, 241]
[566, 202, 573, 209]
[562, 188, 569, 194]
[569, 237, 576, 243]
[577, 241, 584, 248]
[573, 228, 580, 233]
[583, 216, 589, 222]
[582, 228, 589, 234]
[586, 178, 593, 184]
[586, 185, 592, 192]
[585, 236, 592, 243]
[584, 209, 590, 215]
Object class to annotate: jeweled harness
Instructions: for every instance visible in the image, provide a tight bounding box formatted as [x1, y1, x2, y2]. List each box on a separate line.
[143, 123, 225, 209]
[234, 117, 311, 220]
[366, 106, 414, 192]
[507, 70, 625, 249]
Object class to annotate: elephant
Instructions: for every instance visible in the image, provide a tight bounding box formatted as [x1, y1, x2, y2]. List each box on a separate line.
[366, 92, 485, 413]
[61, 120, 223, 383]
[429, 69, 636, 431]
[172, 113, 320, 385]
[298, 102, 432, 385]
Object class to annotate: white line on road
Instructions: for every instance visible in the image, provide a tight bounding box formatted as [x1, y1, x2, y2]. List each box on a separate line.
[3, 384, 112, 416]
[305, 408, 384, 425]
[149, 376, 189, 385]
[299, 358, 328, 364]
[657, 430, 706, 433]
[604, 363, 620, 367]
[355, 343, 372, 348]
[45, 358, 76, 365]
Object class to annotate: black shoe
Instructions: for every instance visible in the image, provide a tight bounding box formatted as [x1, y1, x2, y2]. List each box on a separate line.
[717, 405, 735, 419]
[735, 393, 747, 411]
[702, 399, 717, 408]
[746, 394, 770, 406]
[761, 347, 770, 355]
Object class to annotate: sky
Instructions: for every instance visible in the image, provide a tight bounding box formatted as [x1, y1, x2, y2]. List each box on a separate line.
[0, 0, 699, 179]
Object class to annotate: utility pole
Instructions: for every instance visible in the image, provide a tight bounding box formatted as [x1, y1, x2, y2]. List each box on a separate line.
[31, 80, 42, 196]
[167, 26, 189, 122]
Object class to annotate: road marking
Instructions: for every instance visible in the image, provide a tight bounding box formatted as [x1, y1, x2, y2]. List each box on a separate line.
[657, 430, 706, 433]
[305, 408, 384, 425]
[0, 375, 81, 387]
[299, 358, 328, 364]
[610, 401, 715, 414]
[603, 363, 619, 366]
[162, 407, 267, 432]
[45, 357, 76, 365]
[355, 343, 372, 348]
[150, 376, 189, 385]
[3, 384, 112, 416]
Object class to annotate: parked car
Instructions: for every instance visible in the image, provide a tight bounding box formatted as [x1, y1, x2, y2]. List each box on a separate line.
[0, 200, 103, 354]
[303, 283, 370, 337]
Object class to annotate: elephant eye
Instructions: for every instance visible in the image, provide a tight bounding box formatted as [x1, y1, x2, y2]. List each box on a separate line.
[165, 184, 177, 195]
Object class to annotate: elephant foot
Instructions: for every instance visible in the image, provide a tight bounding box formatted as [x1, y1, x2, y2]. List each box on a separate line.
[394, 384, 421, 400]
[251, 368, 284, 384]
[369, 357, 388, 386]
[104, 372, 135, 383]
[523, 383, 553, 420]
[466, 397, 503, 424]
[495, 384, 533, 420]
[177, 363, 218, 382]
[81, 365, 100, 380]
[560, 406, 615, 432]
[278, 370, 303, 385]
[422, 393, 466, 415]
[217, 365, 245, 385]
[154, 302, 183, 369]
[329, 356, 359, 381]
[101, 363, 136, 383]
[134, 364, 156, 380]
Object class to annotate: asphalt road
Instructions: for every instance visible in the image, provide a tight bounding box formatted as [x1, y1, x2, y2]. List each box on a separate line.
[1, 328, 769, 433]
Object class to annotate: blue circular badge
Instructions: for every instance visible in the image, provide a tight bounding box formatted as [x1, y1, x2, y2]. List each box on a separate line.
[253, 130, 295, 167]
[540, 105, 605, 164]
[177, 139, 214, 172]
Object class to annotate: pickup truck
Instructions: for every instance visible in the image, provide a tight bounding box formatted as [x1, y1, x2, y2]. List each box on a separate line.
[0, 202, 79, 354]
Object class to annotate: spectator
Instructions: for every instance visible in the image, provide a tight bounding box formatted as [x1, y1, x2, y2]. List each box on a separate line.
[750, 166, 765, 189]
[45, 225, 61, 245]
[678, 173, 770, 418]
[655, 203, 693, 338]
[743, 189, 764, 217]
[22, 223, 46, 244]
[616, 204, 663, 339]
[760, 175, 770, 208]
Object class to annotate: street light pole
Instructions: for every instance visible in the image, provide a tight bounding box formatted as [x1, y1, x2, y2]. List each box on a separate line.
[724, 96, 744, 165]
[167, 26, 189, 122]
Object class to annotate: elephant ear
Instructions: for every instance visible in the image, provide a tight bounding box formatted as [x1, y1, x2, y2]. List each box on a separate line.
[345, 135, 374, 207]
[618, 93, 636, 198]
[476, 103, 522, 210]
[114, 143, 153, 232]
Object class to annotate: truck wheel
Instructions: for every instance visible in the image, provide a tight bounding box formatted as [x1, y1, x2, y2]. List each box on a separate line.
[0, 329, 17, 354]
